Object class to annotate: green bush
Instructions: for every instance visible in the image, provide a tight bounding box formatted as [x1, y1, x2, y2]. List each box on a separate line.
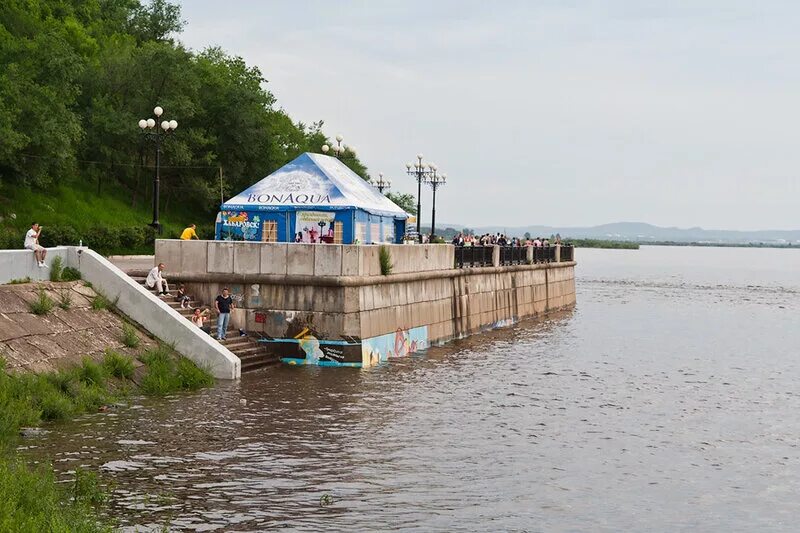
[139, 345, 214, 396]
[57, 289, 72, 310]
[29, 288, 54, 315]
[102, 350, 134, 379]
[379, 245, 393, 275]
[60, 266, 81, 281]
[37, 389, 74, 421]
[76, 357, 106, 388]
[49, 256, 64, 281]
[175, 357, 214, 390]
[6, 277, 31, 285]
[91, 293, 110, 311]
[120, 322, 140, 349]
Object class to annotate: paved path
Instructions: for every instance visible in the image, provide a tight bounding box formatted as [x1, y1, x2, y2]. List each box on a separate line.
[107, 255, 154, 273]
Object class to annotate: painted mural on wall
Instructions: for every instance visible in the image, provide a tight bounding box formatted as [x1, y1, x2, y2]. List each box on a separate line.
[254, 315, 362, 367]
[361, 326, 428, 367]
[295, 211, 335, 243]
[216, 210, 261, 241]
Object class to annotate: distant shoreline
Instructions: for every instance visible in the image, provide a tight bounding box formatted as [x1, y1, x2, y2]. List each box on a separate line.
[569, 240, 798, 250]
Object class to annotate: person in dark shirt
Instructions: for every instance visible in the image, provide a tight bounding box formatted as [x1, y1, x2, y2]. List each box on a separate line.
[214, 287, 235, 340]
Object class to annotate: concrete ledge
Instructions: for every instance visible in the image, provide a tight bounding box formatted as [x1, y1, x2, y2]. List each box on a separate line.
[0, 247, 71, 284]
[67, 248, 241, 379]
[163, 261, 578, 287]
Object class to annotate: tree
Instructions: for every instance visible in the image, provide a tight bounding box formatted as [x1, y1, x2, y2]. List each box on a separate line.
[384, 192, 417, 215]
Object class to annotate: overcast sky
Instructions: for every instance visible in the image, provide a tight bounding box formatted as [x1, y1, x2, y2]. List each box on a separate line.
[177, 0, 800, 230]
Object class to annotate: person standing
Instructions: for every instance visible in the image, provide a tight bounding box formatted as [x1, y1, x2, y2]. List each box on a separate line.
[215, 287, 234, 340]
[24, 223, 48, 267]
[180, 224, 199, 240]
[145, 263, 169, 295]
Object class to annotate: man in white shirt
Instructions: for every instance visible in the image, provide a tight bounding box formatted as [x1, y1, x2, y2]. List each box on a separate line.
[145, 263, 169, 295]
[24, 223, 48, 267]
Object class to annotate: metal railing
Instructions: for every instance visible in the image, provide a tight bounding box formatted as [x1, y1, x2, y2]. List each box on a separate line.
[454, 246, 494, 268]
[454, 244, 575, 268]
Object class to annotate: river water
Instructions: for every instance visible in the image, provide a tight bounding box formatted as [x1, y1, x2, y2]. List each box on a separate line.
[20, 246, 800, 532]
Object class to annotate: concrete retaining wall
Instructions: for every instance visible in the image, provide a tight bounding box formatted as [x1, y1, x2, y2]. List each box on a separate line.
[0, 247, 240, 379]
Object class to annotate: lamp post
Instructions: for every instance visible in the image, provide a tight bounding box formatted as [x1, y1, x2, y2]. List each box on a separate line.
[371, 172, 391, 194]
[405, 154, 434, 236]
[138, 106, 177, 233]
[426, 170, 447, 241]
[322, 134, 356, 159]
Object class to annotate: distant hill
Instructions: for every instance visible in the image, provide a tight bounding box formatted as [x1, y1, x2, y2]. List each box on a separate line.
[431, 221, 800, 245]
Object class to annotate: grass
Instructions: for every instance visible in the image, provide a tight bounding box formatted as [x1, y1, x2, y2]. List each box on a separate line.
[57, 289, 72, 310]
[28, 288, 54, 315]
[120, 323, 140, 349]
[49, 256, 64, 282]
[139, 345, 213, 396]
[102, 350, 134, 380]
[379, 245, 393, 275]
[7, 277, 31, 285]
[90, 293, 110, 311]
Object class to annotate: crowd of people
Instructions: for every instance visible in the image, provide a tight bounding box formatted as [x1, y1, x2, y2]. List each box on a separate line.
[450, 233, 562, 247]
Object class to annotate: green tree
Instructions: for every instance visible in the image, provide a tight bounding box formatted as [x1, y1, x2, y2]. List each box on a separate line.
[384, 192, 417, 215]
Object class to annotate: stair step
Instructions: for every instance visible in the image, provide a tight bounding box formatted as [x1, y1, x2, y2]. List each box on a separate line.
[235, 346, 267, 358]
[241, 359, 277, 372]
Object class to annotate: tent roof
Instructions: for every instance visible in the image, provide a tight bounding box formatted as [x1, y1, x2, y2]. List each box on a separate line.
[221, 153, 408, 218]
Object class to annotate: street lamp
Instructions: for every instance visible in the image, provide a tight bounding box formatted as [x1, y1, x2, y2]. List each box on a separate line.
[426, 169, 447, 241]
[138, 106, 177, 233]
[405, 154, 434, 236]
[322, 133, 356, 159]
[371, 172, 391, 193]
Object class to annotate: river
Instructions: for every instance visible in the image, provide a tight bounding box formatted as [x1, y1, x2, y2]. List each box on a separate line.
[20, 246, 800, 531]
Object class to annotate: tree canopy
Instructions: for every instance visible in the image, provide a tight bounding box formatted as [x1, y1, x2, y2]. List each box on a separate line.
[0, 0, 374, 222]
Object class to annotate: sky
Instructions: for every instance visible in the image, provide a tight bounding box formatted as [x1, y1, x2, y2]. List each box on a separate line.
[177, 0, 800, 230]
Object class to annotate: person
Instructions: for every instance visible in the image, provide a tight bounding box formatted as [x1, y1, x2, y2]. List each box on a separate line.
[191, 308, 211, 333]
[24, 223, 48, 267]
[145, 263, 169, 295]
[295, 232, 303, 243]
[180, 224, 199, 240]
[176, 284, 191, 309]
[215, 287, 234, 340]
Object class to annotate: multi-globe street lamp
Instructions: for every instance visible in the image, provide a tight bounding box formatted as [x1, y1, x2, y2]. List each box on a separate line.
[426, 170, 447, 241]
[138, 106, 177, 233]
[371, 172, 391, 194]
[322, 134, 356, 159]
[405, 154, 435, 236]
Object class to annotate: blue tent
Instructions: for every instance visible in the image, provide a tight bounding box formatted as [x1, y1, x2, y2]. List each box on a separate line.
[215, 152, 408, 244]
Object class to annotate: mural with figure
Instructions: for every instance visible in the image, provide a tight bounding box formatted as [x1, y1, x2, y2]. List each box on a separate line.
[361, 326, 428, 367]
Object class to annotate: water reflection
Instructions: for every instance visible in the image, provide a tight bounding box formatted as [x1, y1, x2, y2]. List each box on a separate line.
[21, 247, 800, 531]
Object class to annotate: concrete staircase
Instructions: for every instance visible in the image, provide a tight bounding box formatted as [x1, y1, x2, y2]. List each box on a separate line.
[128, 275, 276, 373]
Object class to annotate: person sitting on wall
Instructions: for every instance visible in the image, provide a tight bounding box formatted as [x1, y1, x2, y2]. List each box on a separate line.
[24, 222, 48, 267]
[145, 263, 169, 296]
[191, 307, 211, 333]
[180, 223, 199, 240]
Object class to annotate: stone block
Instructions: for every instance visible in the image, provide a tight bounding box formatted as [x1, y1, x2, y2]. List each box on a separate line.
[207, 241, 234, 273]
[233, 243, 261, 275]
[260, 243, 288, 276]
[359, 246, 380, 276]
[179, 240, 208, 275]
[341, 245, 360, 276]
[314, 245, 343, 276]
[287, 244, 315, 276]
[155, 239, 182, 268]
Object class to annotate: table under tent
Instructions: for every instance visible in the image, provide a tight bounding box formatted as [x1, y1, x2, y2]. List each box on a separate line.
[215, 152, 408, 244]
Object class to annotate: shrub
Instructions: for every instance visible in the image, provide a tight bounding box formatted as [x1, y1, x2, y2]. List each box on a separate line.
[379, 245, 393, 275]
[29, 288, 54, 315]
[49, 256, 64, 281]
[175, 357, 214, 390]
[139, 345, 214, 395]
[91, 293, 110, 311]
[57, 289, 72, 310]
[120, 322, 140, 348]
[7, 277, 31, 285]
[102, 350, 134, 379]
[60, 266, 81, 281]
[37, 389, 73, 421]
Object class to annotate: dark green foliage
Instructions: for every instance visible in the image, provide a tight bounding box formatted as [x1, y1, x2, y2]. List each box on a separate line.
[0, 0, 372, 248]
[60, 266, 81, 281]
[120, 322, 140, 348]
[567, 239, 639, 250]
[384, 192, 417, 215]
[28, 288, 53, 315]
[76, 357, 105, 388]
[379, 246, 393, 275]
[102, 350, 134, 380]
[6, 277, 31, 285]
[49, 256, 63, 281]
